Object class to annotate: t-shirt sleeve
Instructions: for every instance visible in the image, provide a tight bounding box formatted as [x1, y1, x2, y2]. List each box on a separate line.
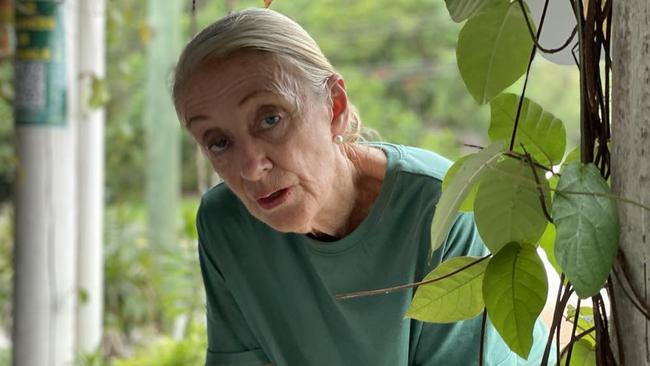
[197, 206, 270, 366]
[441, 212, 488, 260]
[413, 212, 553, 365]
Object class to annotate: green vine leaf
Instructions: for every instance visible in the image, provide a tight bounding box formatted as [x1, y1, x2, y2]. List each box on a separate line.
[441, 155, 476, 212]
[474, 156, 550, 253]
[489, 93, 567, 166]
[552, 162, 619, 299]
[457, 0, 533, 104]
[483, 242, 548, 359]
[407, 256, 489, 323]
[559, 339, 596, 366]
[565, 305, 596, 345]
[431, 142, 504, 252]
[444, 0, 493, 23]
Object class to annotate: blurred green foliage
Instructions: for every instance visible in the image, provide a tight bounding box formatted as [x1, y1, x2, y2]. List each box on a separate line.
[0, 61, 14, 204]
[0, 347, 9, 366]
[102, 198, 201, 355]
[111, 322, 207, 366]
[0, 206, 11, 333]
[0, 0, 582, 363]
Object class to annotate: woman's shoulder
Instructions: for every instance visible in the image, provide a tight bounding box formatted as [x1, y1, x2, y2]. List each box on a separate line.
[200, 182, 238, 209]
[375, 142, 454, 183]
[196, 182, 250, 230]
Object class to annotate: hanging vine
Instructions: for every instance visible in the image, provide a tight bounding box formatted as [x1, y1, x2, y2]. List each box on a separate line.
[335, 0, 650, 364]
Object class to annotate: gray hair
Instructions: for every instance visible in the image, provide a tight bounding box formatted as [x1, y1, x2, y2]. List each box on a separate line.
[172, 8, 361, 141]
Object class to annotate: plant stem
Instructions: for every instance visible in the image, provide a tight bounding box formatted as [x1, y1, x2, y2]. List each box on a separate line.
[479, 309, 487, 366]
[559, 326, 596, 359]
[552, 188, 650, 212]
[564, 298, 581, 365]
[607, 277, 625, 365]
[520, 145, 554, 223]
[508, 0, 551, 151]
[612, 266, 650, 320]
[517, 0, 578, 54]
[542, 276, 573, 365]
[335, 255, 491, 301]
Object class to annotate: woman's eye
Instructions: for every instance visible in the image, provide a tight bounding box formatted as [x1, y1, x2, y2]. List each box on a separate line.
[208, 137, 229, 154]
[261, 115, 281, 129]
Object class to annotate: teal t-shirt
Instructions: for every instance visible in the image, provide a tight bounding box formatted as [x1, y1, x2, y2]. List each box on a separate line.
[196, 143, 550, 366]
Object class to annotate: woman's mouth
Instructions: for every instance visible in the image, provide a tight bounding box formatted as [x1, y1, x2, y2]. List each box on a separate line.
[257, 187, 292, 210]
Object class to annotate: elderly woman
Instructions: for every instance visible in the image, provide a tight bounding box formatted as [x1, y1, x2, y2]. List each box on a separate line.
[173, 8, 548, 366]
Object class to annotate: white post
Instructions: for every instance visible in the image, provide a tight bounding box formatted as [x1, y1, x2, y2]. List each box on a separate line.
[12, 0, 79, 365]
[75, 0, 105, 354]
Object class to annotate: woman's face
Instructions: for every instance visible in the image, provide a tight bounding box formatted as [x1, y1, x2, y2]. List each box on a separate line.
[180, 52, 347, 233]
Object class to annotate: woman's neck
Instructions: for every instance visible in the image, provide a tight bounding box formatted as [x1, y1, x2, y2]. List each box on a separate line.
[309, 144, 387, 240]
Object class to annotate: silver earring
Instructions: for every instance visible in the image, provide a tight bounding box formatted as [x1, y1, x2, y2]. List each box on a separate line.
[334, 135, 344, 144]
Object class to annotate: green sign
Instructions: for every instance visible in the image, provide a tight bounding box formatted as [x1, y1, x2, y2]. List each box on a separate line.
[14, 1, 66, 126]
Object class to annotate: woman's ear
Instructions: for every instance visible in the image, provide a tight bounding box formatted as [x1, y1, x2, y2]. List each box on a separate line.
[326, 74, 349, 136]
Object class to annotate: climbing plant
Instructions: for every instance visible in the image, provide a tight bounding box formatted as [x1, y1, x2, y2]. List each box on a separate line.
[338, 0, 650, 364]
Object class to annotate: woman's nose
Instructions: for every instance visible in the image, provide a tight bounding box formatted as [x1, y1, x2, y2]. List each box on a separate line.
[238, 142, 272, 181]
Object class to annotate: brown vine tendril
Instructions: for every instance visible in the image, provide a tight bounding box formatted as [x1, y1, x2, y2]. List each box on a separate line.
[542, 276, 573, 365]
[551, 188, 650, 212]
[612, 266, 650, 320]
[593, 294, 617, 364]
[462, 143, 484, 150]
[559, 326, 596, 360]
[508, 0, 551, 152]
[191, 0, 198, 36]
[335, 255, 491, 301]
[520, 144, 554, 223]
[556, 305, 561, 364]
[516, 0, 578, 54]
[478, 308, 480, 366]
[607, 276, 626, 365]
[564, 298, 582, 365]
[462, 143, 556, 174]
[562, 311, 595, 338]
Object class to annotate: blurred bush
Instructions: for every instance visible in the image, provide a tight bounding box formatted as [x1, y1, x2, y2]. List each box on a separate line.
[0, 347, 9, 366]
[103, 198, 202, 357]
[111, 322, 207, 366]
[0, 61, 14, 204]
[0, 205, 11, 338]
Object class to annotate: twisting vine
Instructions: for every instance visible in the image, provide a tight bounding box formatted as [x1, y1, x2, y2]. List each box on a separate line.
[504, 0, 622, 364]
[333, 0, 645, 364]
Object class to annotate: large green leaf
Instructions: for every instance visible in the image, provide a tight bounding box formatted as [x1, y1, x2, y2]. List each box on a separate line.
[483, 242, 548, 359]
[489, 93, 567, 166]
[407, 256, 489, 323]
[444, 0, 493, 22]
[430, 143, 504, 252]
[552, 162, 619, 298]
[442, 155, 476, 212]
[559, 339, 596, 366]
[474, 156, 550, 253]
[457, 1, 533, 104]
